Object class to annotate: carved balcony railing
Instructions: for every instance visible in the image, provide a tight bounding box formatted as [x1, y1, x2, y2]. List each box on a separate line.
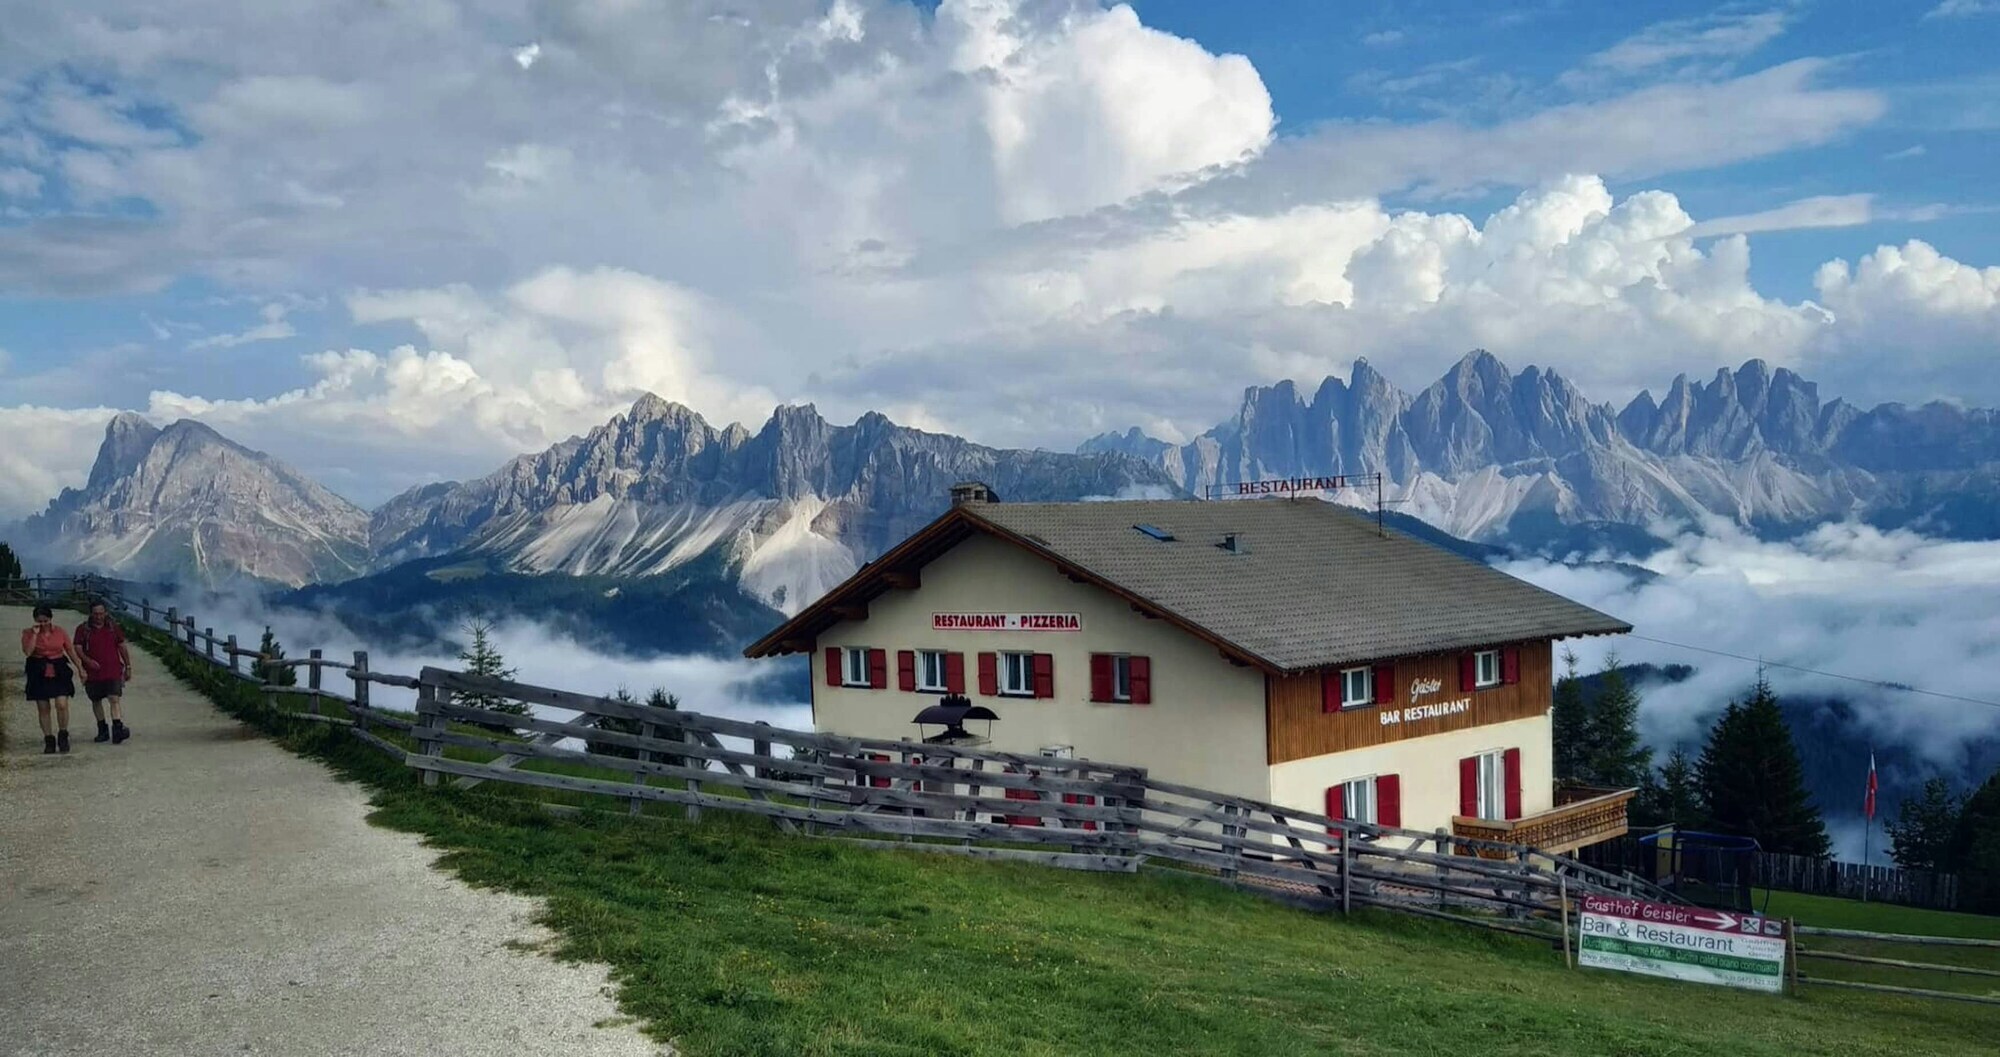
[1453, 784, 1635, 857]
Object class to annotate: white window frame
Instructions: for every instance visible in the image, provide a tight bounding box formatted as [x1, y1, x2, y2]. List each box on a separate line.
[1474, 649, 1502, 689]
[1475, 749, 1506, 821]
[999, 651, 1036, 697]
[842, 646, 873, 688]
[1110, 654, 1132, 703]
[1339, 666, 1373, 709]
[1342, 775, 1378, 825]
[916, 649, 948, 693]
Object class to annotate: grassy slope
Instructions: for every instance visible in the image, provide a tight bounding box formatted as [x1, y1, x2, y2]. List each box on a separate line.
[1760, 890, 2000, 998]
[134, 627, 2000, 1057]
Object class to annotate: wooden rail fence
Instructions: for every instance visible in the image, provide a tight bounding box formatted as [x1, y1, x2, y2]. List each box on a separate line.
[31, 575, 1685, 944]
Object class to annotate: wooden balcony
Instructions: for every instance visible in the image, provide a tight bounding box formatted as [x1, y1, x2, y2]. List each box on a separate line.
[1452, 784, 1635, 857]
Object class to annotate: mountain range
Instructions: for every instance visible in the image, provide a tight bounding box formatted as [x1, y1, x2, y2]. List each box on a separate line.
[1084, 351, 2000, 549]
[14, 350, 2000, 654]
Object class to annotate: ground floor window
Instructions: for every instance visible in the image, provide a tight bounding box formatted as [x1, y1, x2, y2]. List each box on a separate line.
[917, 649, 948, 692]
[999, 651, 1035, 696]
[1340, 776, 1377, 825]
[843, 647, 872, 687]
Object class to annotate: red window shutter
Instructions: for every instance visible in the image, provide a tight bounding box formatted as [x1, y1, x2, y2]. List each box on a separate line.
[1502, 647, 1521, 686]
[1089, 654, 1113, 702]
[1459, 653, 1477, 692]
[977, 652, 998, 696]
[824, 647, 841, 687]
[1128, 656, 1151, 704]
[1459, 756, 1479, 817]
[1377, 774, 1402, 829]
[945, 652, 966, 694]
[1321, 673, 1339, 713]
[867, 752, 891, 789]
[1504, 748, 1523, 820]
[897, 650, 917, 692]
[1372, 664, 1394, 706]
[1032, 653, 1054, 698]
[1005, 771, 1039, 826]
[1325, 784, 1346, 839]
[1062, 793, 1099, 831]
[868, 648, 888, 690]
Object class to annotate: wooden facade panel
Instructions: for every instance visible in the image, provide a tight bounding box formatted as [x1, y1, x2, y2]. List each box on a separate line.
[1266, 641, 1554, 765]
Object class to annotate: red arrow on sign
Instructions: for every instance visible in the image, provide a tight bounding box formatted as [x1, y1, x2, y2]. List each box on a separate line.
[1695, 911, 1740, 931]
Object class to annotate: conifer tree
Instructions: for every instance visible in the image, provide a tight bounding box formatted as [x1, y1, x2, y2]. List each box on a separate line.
[1581, 653, 1651, 789]
[1887, 778, 1962, 871]
[1697, 675, 1831, 856]
[1946, 767, 2000, 912]
[1636, 748, 1704, 828]
[456, 620, 525, 720]
[1551, 649, 1589, 783]
[0, 540, 22, 583]
[257, 626, 297, 686]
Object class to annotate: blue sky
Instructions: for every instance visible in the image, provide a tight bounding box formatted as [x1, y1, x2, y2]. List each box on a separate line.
[0, 0, 1996, 513]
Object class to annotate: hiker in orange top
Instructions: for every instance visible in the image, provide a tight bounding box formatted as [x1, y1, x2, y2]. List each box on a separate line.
[21, 604, 88, 754]
[75, 599, 134, 744]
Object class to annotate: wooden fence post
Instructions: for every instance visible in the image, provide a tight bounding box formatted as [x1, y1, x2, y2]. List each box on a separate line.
[416, 684, 444, 787]
[1220, 804, 1241, 884]
[753, 721, 770, 781]
[351, 651, 370, 732]
[1436, 829, 1451, 911]
[1340, 836, 1353, 914]
[204, 628, 215, 661]
[632, 716, 658, 817]
[307, 649, 323, 715]
[142, 599, 152, 626]
[227, 634, 239, 674]
[165, 607, 178, 640]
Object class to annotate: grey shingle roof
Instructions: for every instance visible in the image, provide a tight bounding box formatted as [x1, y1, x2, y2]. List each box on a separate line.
[962, 499, 1629, 672]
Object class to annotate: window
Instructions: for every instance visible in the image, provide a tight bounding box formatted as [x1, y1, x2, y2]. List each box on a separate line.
[1339, 667, 1373, 709]
[1089, 653, 1150, 703]
[999, 652, 1035, 696]
[1476, 750, 1505, 821]
[1475, 649, 1502, 689]
[843, 647, 872, 687]
[916, 649, 948, 692]
[1341, 776, 1378, 825]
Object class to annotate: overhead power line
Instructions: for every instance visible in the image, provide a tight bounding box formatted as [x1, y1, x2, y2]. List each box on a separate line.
[1622, 633, 2000, 712]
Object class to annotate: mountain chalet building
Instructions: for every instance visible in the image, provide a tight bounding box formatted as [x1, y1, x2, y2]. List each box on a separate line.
[746, 485, 1636, 853]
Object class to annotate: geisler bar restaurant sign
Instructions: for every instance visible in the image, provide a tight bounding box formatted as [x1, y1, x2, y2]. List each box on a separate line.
[1578, 895, 1787, 993]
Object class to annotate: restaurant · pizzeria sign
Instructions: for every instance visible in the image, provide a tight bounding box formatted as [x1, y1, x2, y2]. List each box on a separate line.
[931, 613, 1082, 632]
[1577, 895, 1787, 993]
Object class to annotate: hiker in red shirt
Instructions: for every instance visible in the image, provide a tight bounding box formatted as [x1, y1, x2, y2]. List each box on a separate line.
[75, 599, 134, 744]
[21, 604, 88, 754]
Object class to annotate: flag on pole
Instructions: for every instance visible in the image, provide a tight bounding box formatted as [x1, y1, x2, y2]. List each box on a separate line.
[1864, 753, 1878, 820]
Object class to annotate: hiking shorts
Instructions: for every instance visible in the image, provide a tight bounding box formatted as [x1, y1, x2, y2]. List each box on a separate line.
[85, 680, 125, 703]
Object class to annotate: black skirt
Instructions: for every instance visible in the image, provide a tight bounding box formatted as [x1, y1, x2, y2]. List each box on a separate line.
[24, 656, 76, 701]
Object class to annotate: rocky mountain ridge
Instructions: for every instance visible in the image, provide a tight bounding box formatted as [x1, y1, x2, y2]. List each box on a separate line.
[18, 414, 371, 587]
[1083, 352, 2000, 545]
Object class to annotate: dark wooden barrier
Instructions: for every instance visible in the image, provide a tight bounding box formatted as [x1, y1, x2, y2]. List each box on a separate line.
[55, 576, 1681, 940]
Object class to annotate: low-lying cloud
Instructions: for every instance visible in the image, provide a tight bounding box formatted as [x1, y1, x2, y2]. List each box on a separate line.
[1506, 518, 2000, 768]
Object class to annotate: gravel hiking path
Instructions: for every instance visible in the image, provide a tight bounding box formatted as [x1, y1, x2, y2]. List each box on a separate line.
[0, 606, 668, 1057]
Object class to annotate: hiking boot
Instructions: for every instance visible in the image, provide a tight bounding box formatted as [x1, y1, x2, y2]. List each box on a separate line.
[56, 730, 70, 753]
[112, 721, 130, 745]
[43, 735, 57, 754]
[94, 720, 111, 743]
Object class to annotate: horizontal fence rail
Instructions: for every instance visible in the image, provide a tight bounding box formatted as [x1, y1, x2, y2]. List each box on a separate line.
[31, 575, 1684, 945]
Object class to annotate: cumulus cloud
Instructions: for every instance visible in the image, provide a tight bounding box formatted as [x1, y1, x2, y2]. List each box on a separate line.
[0, 404, 122, 521]
[0, 0, 1991, 512]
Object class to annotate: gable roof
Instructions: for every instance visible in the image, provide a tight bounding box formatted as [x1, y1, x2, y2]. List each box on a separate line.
[743, 498, 1630, 672]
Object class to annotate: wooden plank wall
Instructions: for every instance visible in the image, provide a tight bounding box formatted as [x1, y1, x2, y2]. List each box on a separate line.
[1266, 641, 1553, 764]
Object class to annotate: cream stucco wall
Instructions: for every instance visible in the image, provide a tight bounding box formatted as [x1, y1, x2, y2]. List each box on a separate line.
[812, 532, 1272, 800]
[1267, 713, 1555, 835]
